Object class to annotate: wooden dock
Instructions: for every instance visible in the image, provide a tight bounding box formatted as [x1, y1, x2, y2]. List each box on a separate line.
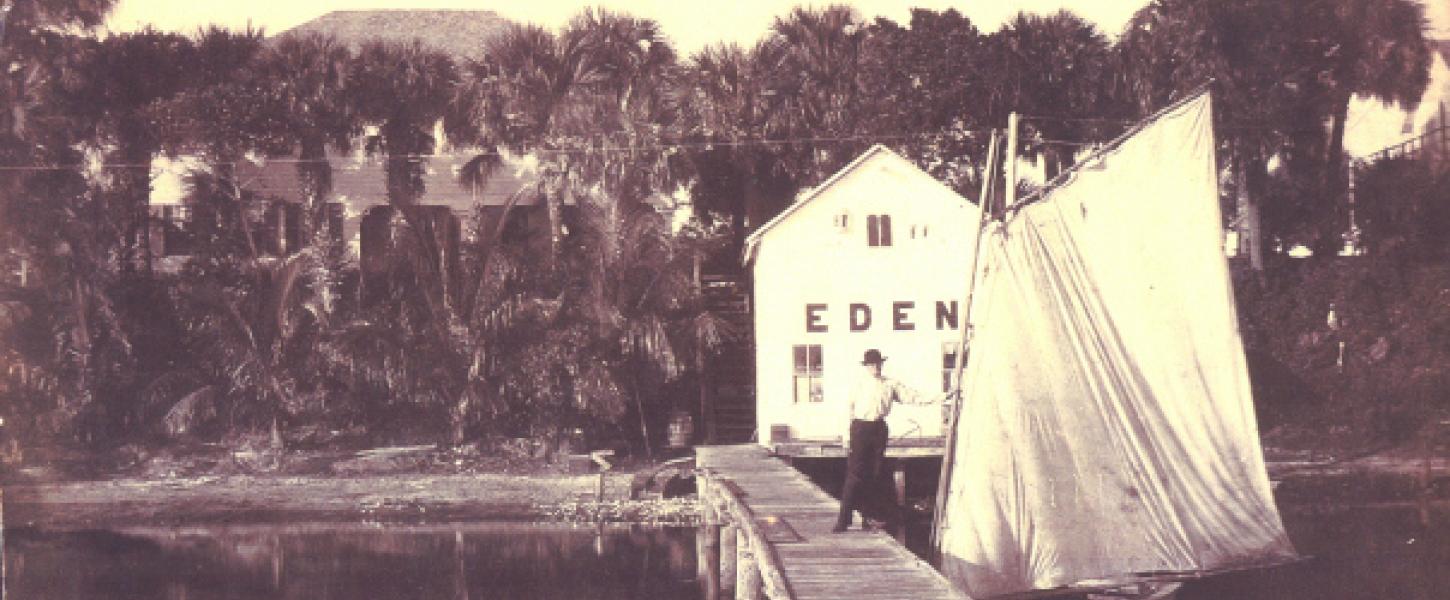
[696, 444, 966, 600]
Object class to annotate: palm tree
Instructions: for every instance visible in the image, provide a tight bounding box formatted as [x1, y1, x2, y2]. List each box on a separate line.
[450, 9, 709, 449]
[349, 40, 458, 310]
[160, 25, 284, 259]
[350, 41, 457, 207]
[1319, 0, 1431, 194]
[260, 32, 358, 241]
[985, 10, 1123, 180]
[0, 2, 126, 444]
[678, 40, 794, 238]
[678, 6, 876, 239]
[60, 30, 195, 271]
[1117, 0, 1328, 270]
[175, 172, 335, 446]
[558, 187, 726, 456]
[766, 5, 873, 180]
[449, 9, 679, 259]
[858, 9, 993, 194]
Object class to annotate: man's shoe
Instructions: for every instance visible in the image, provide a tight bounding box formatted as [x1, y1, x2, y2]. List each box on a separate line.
[831, 523, 849, 533]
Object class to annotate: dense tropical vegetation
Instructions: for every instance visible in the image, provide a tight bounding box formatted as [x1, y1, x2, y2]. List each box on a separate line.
[0, 0, 1443, 463]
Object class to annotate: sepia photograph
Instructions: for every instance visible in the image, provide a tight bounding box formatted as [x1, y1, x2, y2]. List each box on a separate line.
[1, 0, 1448, 598]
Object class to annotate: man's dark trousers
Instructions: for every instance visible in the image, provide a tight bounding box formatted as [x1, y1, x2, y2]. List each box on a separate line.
[837, 418, 889, 529]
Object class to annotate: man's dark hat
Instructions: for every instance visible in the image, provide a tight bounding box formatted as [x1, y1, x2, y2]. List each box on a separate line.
[861, 349, 887, 365]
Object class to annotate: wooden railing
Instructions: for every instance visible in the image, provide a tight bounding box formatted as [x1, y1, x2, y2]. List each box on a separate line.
[698, 469, 793, 600]
[1363, 123, 1449, 166]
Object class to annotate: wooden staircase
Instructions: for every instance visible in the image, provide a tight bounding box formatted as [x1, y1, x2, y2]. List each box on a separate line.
[701, 272, 756, 443]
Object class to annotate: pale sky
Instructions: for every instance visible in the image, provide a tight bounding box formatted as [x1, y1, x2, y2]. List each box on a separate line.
[105, 1, 1156, 51]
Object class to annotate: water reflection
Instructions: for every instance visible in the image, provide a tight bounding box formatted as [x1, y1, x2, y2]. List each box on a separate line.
[898, 502, 1450, 599]
[5, 523, 700, 600]
[6, 503, 1448, 599]
[1177, 502, 1450, 600]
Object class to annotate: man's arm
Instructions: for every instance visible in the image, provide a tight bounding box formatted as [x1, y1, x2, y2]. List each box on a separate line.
[893, 380, 952, 405]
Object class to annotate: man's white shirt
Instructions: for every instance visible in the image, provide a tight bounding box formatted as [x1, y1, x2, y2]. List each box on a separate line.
[846, 374, 932, 422]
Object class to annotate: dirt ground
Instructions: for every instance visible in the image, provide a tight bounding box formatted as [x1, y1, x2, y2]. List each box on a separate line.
[2, 471, 702, 529]
[0, 443, 700, 530]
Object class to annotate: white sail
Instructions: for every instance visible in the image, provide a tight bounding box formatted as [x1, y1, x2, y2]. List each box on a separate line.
[937, 91, 1297, 599]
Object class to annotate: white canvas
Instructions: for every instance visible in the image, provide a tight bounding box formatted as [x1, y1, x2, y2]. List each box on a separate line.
[937, 92, 1298, 598]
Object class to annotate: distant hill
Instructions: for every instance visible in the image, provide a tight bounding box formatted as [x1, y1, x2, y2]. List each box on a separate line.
[275, 10, 510, 59]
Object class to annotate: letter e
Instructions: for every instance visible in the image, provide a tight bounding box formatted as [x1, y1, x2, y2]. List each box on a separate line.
[893, 301, 916, 331]
[806, 303, 828, 332]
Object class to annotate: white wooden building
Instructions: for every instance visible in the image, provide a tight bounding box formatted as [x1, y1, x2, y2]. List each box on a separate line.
[744, 145, 981, 453]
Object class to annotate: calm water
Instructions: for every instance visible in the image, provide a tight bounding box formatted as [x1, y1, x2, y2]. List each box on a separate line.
[1176, 502, 1450, 600]
[2, 523, 701, 600]
[4, 504, 1448, 599]
[900, 501, 1450, 600]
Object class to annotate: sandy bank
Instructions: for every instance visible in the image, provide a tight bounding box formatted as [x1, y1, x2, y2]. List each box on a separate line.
[3, 471, 697, 529]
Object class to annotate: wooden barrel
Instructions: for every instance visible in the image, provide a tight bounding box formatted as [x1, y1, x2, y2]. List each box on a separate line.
[667, 411, 694, 448]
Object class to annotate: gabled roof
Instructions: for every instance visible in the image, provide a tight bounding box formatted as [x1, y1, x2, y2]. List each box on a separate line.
[742, 144, 969, 263]
[276, 10, 510, 59]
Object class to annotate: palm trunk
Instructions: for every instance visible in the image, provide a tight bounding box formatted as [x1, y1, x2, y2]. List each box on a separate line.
[380, 143, 477, 433]
[297, 138, 332, 241]
[543, 157, 567, 261]
[1325, 94, 1351, 199]
[115, 146, 153, 273]
[222, 164, 261, 260]
[1234, 142, 1266, 271]
[633, 371, 653, 459]
[742, 153, 766, 233]
[71, 278, 93, 410]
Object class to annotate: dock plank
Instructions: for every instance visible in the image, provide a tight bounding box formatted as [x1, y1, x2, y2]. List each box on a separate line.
[697, 444, 968, 600]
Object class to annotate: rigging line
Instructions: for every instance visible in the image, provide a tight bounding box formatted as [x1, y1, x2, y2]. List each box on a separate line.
[1035, 139, 1103, 147]
[1023, 113, 1339, 136]
[1020, 114, 1137, 125]
[1009, 82, 1215, 215]
[932, 129, 1001, 556]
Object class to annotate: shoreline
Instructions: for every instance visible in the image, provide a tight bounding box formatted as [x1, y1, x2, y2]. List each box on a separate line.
[3, 449, 1446, 531]
[2, 471, 699, 530]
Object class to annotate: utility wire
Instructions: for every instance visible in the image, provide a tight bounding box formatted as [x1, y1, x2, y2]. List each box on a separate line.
[0, 129, 999, 172]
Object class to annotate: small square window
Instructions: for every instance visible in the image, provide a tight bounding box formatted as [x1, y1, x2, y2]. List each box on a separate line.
[867, 214, 892, 247]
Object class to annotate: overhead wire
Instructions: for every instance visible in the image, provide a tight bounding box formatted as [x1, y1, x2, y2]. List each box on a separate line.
[0, 128, 1001, 172]
[0, 115, 1342, 174]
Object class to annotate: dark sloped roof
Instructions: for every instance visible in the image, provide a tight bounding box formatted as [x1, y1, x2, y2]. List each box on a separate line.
[276, 10, 509, 59]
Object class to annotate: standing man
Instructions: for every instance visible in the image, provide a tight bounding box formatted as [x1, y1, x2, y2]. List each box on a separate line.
[834, 349, 948, 533]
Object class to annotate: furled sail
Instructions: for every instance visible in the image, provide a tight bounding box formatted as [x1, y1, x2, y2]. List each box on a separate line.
[936, 91, 1297, 599]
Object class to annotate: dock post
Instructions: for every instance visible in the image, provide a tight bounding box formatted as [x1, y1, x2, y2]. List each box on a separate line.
[719, 522, 738, 594]
[736, 527, 763, 600]
[697, 476, 722, 600]
[1, 486, 5, 600]
[893, 459, 907, 507]
[893, 459, 909, 543]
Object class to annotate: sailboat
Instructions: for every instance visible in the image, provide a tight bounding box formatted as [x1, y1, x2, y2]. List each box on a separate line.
[932, 89, 1300, 599]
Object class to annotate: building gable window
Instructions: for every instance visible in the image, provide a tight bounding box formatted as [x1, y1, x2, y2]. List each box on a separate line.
[793, 344, 824, 403]
[866, 214, 893, 247]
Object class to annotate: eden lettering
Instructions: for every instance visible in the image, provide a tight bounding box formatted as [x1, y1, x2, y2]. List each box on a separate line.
[802, 301, 958, 332]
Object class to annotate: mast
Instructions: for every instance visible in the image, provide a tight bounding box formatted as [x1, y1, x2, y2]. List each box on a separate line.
[1004, 112, 1019, 210]
[931, 127, 1004, 555]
